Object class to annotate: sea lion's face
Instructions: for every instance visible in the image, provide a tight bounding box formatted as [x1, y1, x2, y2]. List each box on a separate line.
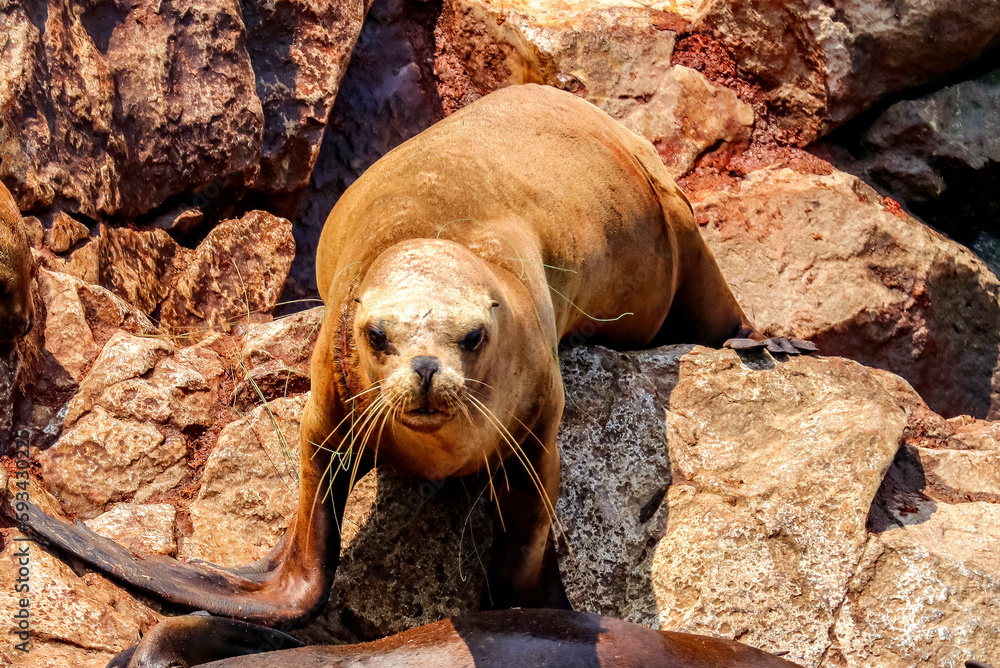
[0, 187, 35, 344]
[354, 242, 500, 436]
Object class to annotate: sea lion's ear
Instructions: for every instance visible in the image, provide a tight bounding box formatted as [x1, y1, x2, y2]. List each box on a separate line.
[490, 300, 500, 308]
[354, 297, 362, 304]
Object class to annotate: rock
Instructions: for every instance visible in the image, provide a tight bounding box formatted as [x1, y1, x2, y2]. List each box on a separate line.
[700, 0, 1000, 143]
[842, 431, 1000, 667]
[180, 395, 306, 566]
[40, 237, 101, 285]
[243, 0, 369, 194]
[827, 66, 1000, 270]
[47, 211, 90, 253]
[0, 0, 264, 219]
[290, 0, 444, 296]
[434, 0, 754, 177]
[84, 503, 178, 557]
[652, 350, 905, 666]
[150, 206, 205, 237]
[0, 531, 158, 667]
[240, 306, 324, 374]
[34, 271, 104, 384]
[555, 345, 682, 625]
[97, 225, 186, 315]
[35, 406, 186, 518]
[63, 330, 174, 426]
[688, 164, 1000, 419]
[159, 211, 295, 335]
[231, 360, 311, 413]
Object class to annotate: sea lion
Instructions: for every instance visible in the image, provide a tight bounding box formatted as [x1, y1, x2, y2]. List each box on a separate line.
[0, 181, 35, 344]
[22, 84, 802, 628]
[109, 609, 801, 668]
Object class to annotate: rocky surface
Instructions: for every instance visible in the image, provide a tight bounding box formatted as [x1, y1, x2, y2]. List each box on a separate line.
[243, 0, 369, 195]
[0, 0, 367, 221]
[687, 163, 1000, 420]
[158, 210, 295, 334]
[435, 0, 755, 178]
[825, 65, 1000, 271]
[0, 0, 263, 220]
[8, 344, 1000, 666]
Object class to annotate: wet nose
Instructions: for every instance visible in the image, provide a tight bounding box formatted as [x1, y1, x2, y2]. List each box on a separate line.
[412, 356, 439, 391]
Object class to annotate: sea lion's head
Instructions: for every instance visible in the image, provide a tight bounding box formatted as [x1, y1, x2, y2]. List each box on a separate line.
[353, 240, 502, 440]
[0, 183, 35, 344]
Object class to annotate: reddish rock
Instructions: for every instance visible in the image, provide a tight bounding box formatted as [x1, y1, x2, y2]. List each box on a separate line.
[84, 503, 178, 557]
[689, 164, 1000, 419]
[159, 211, 295, 335]
[434, 0, 754, 177]
[0, 0, 264, 219]
[47, 211, 90, 253]
[243, 0, 370, 194]
[97, 224, 186, 315]
[701, 0, 1000, 142]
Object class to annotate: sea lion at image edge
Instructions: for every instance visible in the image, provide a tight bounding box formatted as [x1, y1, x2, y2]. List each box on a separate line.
[22, 83, 783, 629]
[0, 181, 35, 343]
[110, 610, 802, 668]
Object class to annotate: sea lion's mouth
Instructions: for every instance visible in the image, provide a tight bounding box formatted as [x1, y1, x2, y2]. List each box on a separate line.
[400, 402, 453, 432]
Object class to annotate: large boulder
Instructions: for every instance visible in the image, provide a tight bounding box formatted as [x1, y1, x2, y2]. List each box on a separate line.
[0, 0, 263, 219]
[0, 0, 367, 219]
[434, 0, 1000, 147]
[434, 0, 755, 178]
[686, 163, 1000, 420]
[826, 65, 1000, 270]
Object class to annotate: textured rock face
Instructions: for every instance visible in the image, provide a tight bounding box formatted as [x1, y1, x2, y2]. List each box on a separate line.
[159, 210, 295, 334]
[688, 164, 1000, 420]
[702, 0, 1000, 142]
[433, 0, 1000, 148]
[830, 66, 1000, 267]
[653, 351, 905, 667]
[243, 0, 369, 194]
[0, 0, 264, 219]
[181, 396, 306, 566]
[84, 503, 178, 557]
[435, 0, 754, 178]
[556, 346, 1000, 668]
[0, 0, 366, 220]
[0, 531, 160, 667]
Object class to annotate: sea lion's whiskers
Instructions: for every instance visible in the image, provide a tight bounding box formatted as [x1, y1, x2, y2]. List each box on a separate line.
[309, 395, 385, 541]
[467, 396, 555, 525]
[308, 382, 384, 460]
[467, 396, 570, 552]
[458, 477, 494, 584]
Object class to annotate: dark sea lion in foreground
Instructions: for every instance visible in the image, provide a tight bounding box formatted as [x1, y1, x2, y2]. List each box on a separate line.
[109, 609, 801, 668]
[0, 181, 35, 344]
[22, 84, 806, 628]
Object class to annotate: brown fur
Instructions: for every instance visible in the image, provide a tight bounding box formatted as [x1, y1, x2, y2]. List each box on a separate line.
[292, 83, 751, 611]
[0, 181, 35, 343]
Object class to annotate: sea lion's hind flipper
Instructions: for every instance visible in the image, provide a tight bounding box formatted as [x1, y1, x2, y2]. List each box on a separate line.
[18, 502, 287, 615]
[107, 613, 303, 668]
[724, 336, 819, 355]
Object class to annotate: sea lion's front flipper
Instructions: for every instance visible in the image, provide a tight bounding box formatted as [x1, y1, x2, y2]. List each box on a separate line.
[13, 448, 365, 626]
[482, 399, 570, 611]
[106, 613, 303, 668]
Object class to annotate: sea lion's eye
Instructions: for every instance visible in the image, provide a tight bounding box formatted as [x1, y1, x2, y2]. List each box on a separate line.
[460, 327, 485, 352]
[367, 325, 388, 352]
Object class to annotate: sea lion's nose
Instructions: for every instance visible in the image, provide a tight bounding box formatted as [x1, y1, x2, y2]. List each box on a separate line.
[412, 356, 439, 390]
